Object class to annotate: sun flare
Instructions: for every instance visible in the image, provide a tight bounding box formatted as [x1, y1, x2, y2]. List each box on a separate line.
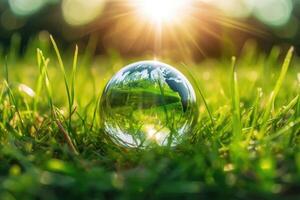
[134, 0, 190, 24]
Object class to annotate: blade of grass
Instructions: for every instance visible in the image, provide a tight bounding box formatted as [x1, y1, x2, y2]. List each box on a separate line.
[263, 118, 300, 142]
[3, 58, 25, 131]
[71, 45, 78, 107]
[4, 56, 9, 83]
[230, 57, 242, 140]
[68, 45, 78, 127]
[90, 92, 102, 132]
[50, 35, 73, 130]
[290, 81, 300, 144]
[246, 88, 262, 143]
[277, 95, 299, 116]
[38, 49, 78, 154]
[180, 63, 214, 127]
[260, 47, 294, 136]
[34, 49, 44, 112]
[3, 80, 25, 131]
[53, 108, 79, 155]
[37, 49, 53, 109]
[296, 75, 300, 119]
[296, 95, 300, 119]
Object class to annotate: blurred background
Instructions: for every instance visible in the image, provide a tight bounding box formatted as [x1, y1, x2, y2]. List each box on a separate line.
[0, 0, 299, 60]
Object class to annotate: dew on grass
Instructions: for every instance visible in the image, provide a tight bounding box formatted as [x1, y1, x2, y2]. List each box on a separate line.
[100, 61, 198, 148]
[16, 83, 36, 97]
[3, 83, 35, 105]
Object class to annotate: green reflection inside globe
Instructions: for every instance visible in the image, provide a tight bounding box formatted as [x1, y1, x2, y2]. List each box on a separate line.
[100, 61, 198, 148]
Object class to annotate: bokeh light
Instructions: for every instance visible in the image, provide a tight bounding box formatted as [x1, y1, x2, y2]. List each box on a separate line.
[252, 0, 293, 26]
[8, 0, 47, 16]
[62, 0, 106, 26]
[274, 16, 299, 38]
[201, 0, 294, 27]
[1, 10, 25, 30]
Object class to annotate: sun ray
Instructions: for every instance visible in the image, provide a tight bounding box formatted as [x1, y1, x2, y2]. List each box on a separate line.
[97, 0, 269, 59]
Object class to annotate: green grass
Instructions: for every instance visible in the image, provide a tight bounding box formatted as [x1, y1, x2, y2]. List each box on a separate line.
[0, 35, 300, 199]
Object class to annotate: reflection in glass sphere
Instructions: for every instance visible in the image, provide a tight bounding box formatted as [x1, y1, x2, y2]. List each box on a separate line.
[100, 61, 198, 148]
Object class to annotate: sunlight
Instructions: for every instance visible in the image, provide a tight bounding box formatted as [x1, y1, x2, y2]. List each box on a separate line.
[144, 124, 170, 145]
[134, 0, 190, 24]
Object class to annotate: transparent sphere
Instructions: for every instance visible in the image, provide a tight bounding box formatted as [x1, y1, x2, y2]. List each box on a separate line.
[100, 61, 198, 148]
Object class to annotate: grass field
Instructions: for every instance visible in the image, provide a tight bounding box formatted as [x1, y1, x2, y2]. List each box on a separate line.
[0, 35, 300, 199]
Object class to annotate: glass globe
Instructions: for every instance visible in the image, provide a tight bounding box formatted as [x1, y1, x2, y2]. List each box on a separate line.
[100, 61, 198, 148]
